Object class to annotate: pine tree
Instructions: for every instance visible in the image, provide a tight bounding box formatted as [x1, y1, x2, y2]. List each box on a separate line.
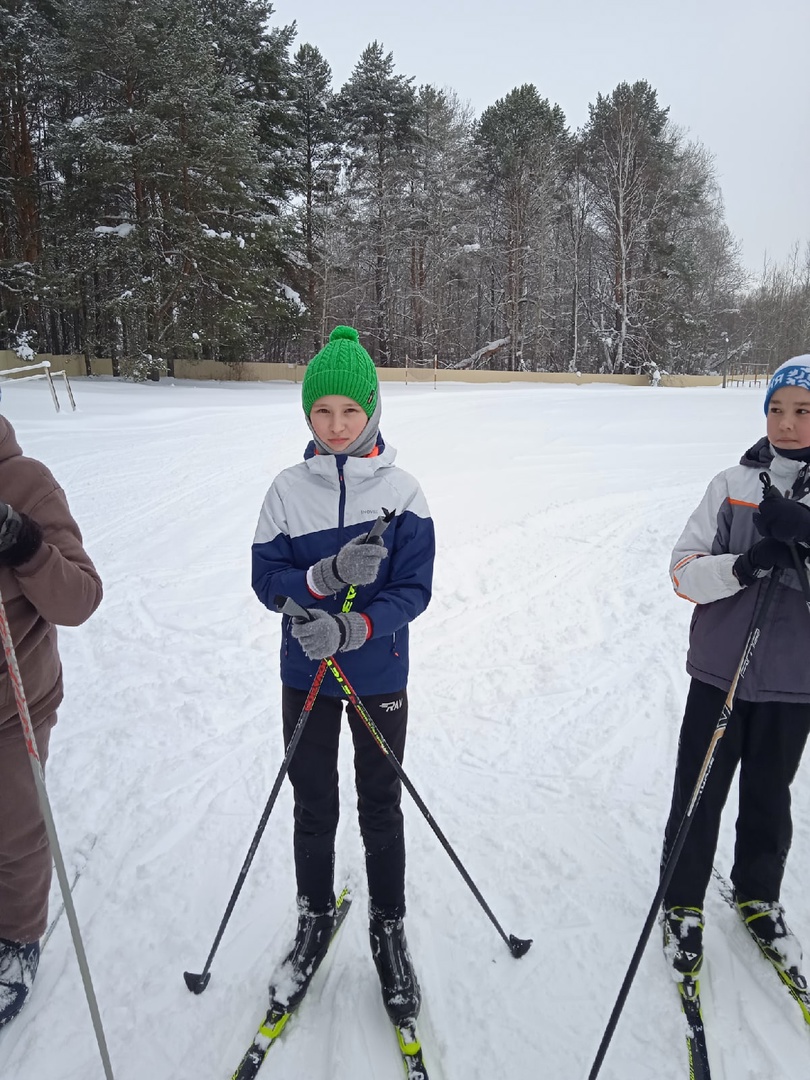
[288, 42, 341, 351]
[403, 85, 476, 363]
[198, 0, 297, 204]
[0, 0, 60, 351]
[50, 0, 286, 374]
[337, 42, 418, 364]
[474, 85, 569, 369]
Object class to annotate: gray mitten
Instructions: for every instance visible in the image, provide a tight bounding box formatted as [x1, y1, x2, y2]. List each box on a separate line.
[310, 535, 388, 595]
[291, 609, 369, 659]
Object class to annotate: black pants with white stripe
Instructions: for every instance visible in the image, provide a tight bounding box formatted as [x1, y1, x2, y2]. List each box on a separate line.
[282, 685, 408, 917]
[662, 677, 810, 909]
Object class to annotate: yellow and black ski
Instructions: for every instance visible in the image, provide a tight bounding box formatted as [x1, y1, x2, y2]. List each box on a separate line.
[677, 976, 711, 1080]
[394, 1017, 430, 1080]
[230, 889, 352, 1080]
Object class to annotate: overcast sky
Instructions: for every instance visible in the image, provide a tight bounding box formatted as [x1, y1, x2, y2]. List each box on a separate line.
[272, 0, 809, 277]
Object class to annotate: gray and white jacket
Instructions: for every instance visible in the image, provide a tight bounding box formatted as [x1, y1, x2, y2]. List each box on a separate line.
[670, 438, 810, 703]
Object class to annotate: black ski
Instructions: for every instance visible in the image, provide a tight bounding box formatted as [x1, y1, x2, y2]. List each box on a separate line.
[42, 834, 97, 951]
[229, 889, 352, 1080]
[393, 1017, 430, 1080]
[677, 976, 712, 1080]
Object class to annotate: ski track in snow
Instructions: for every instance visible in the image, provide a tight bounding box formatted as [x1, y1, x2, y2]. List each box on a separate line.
[0, 378, 807, 1079]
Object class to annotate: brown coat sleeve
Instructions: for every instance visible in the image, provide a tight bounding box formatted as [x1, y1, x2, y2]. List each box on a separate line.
[11, 474, 102, 627]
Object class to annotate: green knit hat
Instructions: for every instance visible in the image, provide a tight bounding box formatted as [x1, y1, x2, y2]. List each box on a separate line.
[301, 326, 379, 418]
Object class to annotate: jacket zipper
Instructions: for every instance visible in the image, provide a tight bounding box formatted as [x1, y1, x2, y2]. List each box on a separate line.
[337, 461, 346, 534]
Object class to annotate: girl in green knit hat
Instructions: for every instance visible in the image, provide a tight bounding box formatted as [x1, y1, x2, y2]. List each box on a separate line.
[252, 326, 435, 1029]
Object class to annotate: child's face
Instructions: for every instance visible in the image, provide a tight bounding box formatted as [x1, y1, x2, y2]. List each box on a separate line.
[767, 386, 810, 450]
[309, 394, 368, 451]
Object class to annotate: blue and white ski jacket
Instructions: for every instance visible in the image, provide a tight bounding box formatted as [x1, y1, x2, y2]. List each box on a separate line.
[252, 436, 434, 696]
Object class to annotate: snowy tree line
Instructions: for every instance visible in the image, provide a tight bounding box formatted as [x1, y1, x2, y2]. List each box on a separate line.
[1, 0, 807, 376]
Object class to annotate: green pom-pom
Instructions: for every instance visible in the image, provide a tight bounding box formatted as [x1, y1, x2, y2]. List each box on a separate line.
[329, 325, 359, 343]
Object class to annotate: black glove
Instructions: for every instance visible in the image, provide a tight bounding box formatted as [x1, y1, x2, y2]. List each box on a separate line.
[732, 538, 808, 587]
[754, 492, 810, 544]
[0, 501, 42, 567]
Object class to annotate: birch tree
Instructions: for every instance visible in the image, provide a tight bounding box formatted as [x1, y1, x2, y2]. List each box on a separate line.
[582, 81, 674, 371]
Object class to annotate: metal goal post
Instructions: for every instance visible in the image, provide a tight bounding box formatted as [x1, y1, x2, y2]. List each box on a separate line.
[0, 361, 76, 412]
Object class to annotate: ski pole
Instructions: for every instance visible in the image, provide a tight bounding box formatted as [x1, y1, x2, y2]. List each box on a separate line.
[275, 594, 532, 959]
[587, 564, 783, 1079]
[185, 510, 395, 993]
[0, 587, 116, 1080]
[183, 659, 329, 993]
[789, 543, 810, 612]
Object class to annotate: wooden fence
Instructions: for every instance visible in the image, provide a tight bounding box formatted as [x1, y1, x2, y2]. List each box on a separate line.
[0, 351, 725, 388]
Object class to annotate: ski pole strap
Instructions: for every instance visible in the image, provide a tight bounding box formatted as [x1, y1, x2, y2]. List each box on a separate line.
[759, 470, 774, 497]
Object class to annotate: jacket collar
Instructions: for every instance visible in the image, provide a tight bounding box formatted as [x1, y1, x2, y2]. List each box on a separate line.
[302, 434, 396, 484]
[742, 436, 810, 498]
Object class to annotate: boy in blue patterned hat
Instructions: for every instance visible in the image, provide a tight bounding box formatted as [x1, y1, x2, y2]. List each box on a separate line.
[252, 326, 435, 1025]
[763, 354, 810, 411]
[660, 354, 810, 986]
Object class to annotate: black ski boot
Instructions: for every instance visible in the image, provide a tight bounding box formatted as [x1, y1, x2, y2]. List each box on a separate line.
[369, 911, 421, 1024]
[268, 896, 335, 1012]
[662, 906, 704, 980]
[0, 937, 40, 1028]
[736, 894, 803, 974]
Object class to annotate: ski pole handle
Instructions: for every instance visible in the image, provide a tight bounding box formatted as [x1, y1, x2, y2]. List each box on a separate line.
[275, 595, 314, 621]
[365, 506, 396, 542]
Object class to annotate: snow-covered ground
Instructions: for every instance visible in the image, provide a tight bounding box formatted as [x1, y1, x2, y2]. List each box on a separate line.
[0, 375, 807, 1080]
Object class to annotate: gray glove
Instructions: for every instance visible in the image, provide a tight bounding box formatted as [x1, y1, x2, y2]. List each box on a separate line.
[291, 609, 369, 660]
[0, 501, 23, 554]
[310, 534, 388, 595]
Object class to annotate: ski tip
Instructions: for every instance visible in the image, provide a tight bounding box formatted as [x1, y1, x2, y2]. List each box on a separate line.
[508, 934, 533, 958]
[184, 970, 211, 994]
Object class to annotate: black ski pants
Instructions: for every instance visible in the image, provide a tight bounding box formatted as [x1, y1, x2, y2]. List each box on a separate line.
[663, 678, 810, 909]
[282, 685, 408, 918]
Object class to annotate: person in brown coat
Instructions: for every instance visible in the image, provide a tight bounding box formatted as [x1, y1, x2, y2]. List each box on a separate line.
[0, 409, 102, 1028]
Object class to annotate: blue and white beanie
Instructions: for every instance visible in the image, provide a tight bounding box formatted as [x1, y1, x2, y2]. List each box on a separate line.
[764, 355, 810, 414]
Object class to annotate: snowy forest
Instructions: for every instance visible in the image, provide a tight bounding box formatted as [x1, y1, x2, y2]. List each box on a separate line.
[1, 0, 809, 377]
